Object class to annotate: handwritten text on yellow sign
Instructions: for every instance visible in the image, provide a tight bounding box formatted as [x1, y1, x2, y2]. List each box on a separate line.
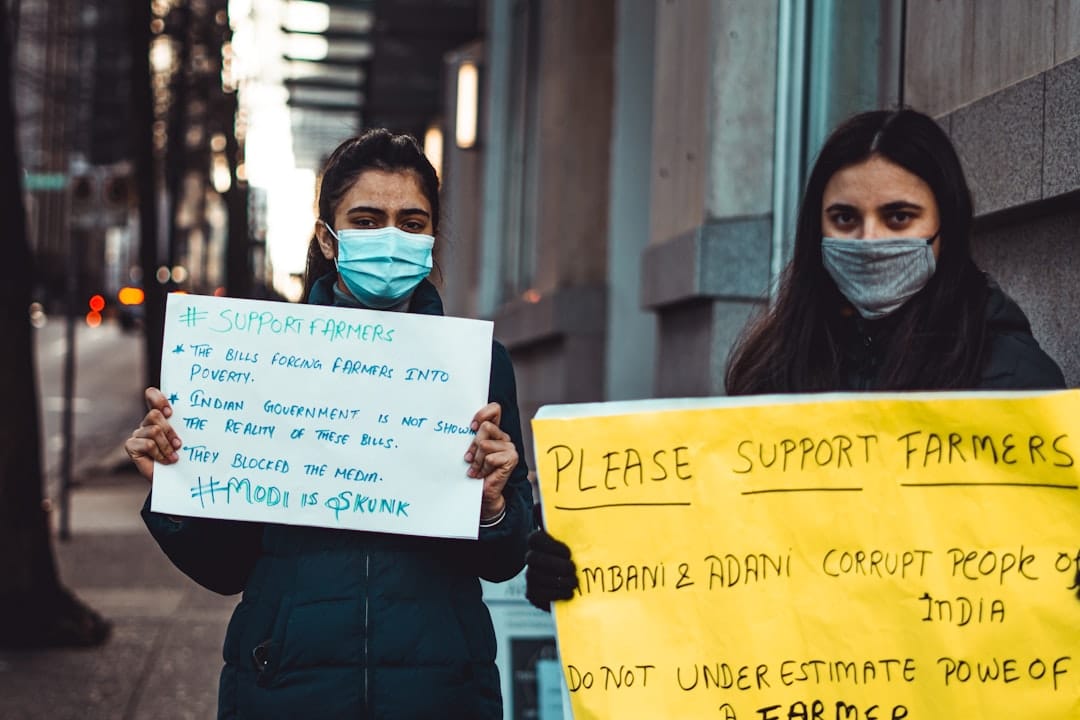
[532, 391, 1080, 720]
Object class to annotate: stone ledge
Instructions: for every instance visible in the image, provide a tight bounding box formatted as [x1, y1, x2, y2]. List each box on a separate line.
[640, 214, 772, 309]
[1044, 55, 1080, 198]
[949, 74, 1043, 216]
[942, 56, 1080, 217]
[492, 285, 607, 351]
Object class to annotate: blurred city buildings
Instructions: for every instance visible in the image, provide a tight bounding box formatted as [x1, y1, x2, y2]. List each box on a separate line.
[14, 0, 257, 312]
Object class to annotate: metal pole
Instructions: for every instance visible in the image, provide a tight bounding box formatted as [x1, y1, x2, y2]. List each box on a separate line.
[59, 227, 78, 542]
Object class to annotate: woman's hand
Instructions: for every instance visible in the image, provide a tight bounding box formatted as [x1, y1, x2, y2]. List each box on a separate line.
[124, 387, 182, 482]
[465, 402, 518, 522]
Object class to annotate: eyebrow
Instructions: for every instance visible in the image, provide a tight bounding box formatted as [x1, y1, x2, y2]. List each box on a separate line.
[344, 205, 431, 218]
[879, 201, 923, 212]
[824, 201, 924, 213]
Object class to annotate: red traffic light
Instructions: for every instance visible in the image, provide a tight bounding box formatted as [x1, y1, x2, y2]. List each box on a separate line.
[88, 294, 106, 312]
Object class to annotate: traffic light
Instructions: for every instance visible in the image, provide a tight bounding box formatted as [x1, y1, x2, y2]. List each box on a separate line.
[70, 175, 94, 205]
[87, 294, 105, 327]
[69, 174, 96, 229]
[102, 174, 131, 209]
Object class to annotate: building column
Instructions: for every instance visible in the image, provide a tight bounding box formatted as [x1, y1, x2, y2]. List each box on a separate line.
[641, 1, 778, 397]
[604, 0, 657, 401]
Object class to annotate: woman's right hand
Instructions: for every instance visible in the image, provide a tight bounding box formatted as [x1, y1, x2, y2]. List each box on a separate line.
[124, 387, 182, 482]
[524, 528, 579, 612]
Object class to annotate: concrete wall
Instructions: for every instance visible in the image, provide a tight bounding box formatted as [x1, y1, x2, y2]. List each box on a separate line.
[605, 0, 658, 401]
[648, 0, 711, 249]
[974, 207, 1080, 387]
[906, 3, 1080, 386]
[477, 0, 512, 317]
[905, 0, 1080, 116]
[642, 0, 777, 397]
[705, 2, 777, 220]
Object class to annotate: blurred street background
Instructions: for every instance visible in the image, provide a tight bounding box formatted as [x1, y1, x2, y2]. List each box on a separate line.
[1, 0, 1078, 718]
[35, 322, 141, 496]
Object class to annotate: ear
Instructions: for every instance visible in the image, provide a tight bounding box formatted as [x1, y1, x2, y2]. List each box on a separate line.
[315, 220, 337, 261]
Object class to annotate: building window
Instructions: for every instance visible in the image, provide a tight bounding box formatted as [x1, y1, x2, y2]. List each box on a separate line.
[500, 0, 540, 302]
[805, 0, 905, 165]
[771, 0, 905, 285]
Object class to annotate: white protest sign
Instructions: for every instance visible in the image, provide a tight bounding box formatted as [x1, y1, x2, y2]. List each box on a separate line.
[150, 292, 493, 540]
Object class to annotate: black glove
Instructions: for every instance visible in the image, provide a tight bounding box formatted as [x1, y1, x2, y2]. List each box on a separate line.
[524, 528, 578, 612]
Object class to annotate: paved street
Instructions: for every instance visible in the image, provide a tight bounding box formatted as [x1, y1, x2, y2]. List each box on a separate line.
[0, 319, 235, 719]
[34, 317, 146, 495]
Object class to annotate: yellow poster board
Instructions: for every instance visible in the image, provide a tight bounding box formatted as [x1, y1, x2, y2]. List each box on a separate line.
[531, 390, 1080, 720]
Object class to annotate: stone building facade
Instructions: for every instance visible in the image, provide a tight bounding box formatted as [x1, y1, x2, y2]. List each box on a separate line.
[435, 0, 1080, 462]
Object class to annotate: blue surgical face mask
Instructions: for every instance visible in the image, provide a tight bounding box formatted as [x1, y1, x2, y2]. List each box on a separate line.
[821, 234, 937, 320]
[322, 222, 434, 309]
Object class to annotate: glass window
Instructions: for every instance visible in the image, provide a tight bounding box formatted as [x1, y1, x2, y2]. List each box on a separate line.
[805, 0, 905, 165]
[500, 0, 540, 302]
[498, 0, 539, 301]
[770, 0, 905, 286]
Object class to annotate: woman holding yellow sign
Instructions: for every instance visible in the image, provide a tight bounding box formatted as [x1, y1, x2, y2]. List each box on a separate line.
[127, 129, 533, 718]
[525, 108, 1066, 610]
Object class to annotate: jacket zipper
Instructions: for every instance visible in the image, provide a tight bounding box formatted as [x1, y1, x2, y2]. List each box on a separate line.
[855, 318, 875, 390]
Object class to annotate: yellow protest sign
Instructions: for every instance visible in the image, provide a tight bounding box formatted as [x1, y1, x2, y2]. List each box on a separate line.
[531, 390, 1080, 720]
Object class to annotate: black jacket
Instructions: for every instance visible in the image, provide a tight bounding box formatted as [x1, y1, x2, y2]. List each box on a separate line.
[839, 279, 1065, 391]
[142, 277, 533, 719]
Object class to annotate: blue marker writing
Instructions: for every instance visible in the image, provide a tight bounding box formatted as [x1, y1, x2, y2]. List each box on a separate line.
[189, 389, 244, 411]
[184, 445, 220, 463]
[403, 368, 450, 383]
[189, 364, 253, 384]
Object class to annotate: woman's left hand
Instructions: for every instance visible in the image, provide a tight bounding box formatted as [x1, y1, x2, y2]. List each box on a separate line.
[465, 402, 518, 522]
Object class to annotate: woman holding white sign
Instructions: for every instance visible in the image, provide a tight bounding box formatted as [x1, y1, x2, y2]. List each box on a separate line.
[127, 129, 533, 719]
[524, 108, 1066, 609]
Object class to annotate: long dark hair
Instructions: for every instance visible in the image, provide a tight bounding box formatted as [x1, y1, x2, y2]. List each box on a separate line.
[302, 128, 441, 300]
[725, 109, 989, 394]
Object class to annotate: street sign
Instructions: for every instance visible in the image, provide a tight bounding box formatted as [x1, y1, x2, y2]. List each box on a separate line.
[23, 171, 68, 191]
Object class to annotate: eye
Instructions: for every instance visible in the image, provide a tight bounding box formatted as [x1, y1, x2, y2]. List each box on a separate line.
[351, 217, 380, 229]
[886, 210, 914, 227]
[827, 211, 857, 228]
[401, 220, 426, 233]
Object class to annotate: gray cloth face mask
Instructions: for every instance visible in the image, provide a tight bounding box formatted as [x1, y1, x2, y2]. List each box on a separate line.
[821, 235, 937, 320]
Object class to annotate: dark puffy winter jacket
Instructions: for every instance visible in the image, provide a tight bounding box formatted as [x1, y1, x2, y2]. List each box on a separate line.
[838, 277, 1065, 391]
[142, 277, 533, 719]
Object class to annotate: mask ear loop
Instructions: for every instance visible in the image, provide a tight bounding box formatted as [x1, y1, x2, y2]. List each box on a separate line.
[319, 219, 340, 242]
[925, 230, 940, 245]
[318, 220, 343, 274]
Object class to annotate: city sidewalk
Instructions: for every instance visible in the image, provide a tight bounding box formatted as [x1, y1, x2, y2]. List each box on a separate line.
[0, 449, 237, 720]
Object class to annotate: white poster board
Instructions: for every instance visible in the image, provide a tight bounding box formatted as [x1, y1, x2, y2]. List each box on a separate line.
[150, 293, 494, 540]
